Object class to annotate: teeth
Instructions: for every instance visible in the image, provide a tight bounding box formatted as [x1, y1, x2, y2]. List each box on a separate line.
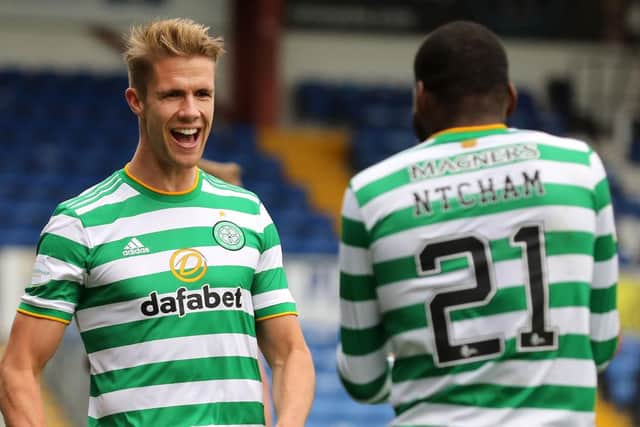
[173, 128, 198, 135]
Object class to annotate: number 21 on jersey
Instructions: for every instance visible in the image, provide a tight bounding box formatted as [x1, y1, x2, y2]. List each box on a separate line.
[417, 224, 559, 367]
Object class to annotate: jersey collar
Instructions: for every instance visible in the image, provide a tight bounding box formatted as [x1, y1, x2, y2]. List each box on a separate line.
[121, 164, 202, 202]
[426, 124, 509, 147]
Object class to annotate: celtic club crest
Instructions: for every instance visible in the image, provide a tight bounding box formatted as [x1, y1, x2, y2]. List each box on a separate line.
[212, 221, 246, 251]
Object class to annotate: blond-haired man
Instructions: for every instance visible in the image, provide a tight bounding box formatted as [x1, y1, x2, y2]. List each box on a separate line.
[0, 18, 314, 427]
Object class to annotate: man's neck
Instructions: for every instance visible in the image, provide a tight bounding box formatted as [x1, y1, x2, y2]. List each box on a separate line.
[128, 152, 198, 194]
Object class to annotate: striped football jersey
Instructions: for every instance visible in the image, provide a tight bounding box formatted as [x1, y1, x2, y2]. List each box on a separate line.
[20, 166, 296, 426]
[337, 124, 619, 427]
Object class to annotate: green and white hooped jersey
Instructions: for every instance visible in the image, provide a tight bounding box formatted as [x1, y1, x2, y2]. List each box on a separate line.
[20, 167, 296, 427]
[337, 125, 619, 427]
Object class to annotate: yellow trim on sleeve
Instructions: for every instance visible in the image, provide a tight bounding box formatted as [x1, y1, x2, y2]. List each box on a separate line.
[430, 123, 506, 139]
[17, 309, 71, 325]
[124, 163, 200, 195]
[256, 311, 299, 322]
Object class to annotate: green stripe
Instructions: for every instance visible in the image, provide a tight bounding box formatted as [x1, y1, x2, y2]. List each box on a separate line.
[90, 356, 260, 396]
[339, 369, 389, 402]
[91, 401, 264, 426]
[255, 302, 297, 320]
[82, 311, 256, 354]
[382, 282, 590, 335]
[18, 303, 72, 323]
[59, 173, 119, 210]
[262, 222, 281, 249]
[373, 232, 595, 286]
[81, 193, 260, 227]
[67, 176, 125, 210]
[590, 286, 617, 314]
[76, 268, 254, 310]
[25, 280, 80, 305]
[341, 324, 386, 356]
[341, 216, 369, 247]
[92, 227, 262, 267]
[594, 178, 612, 211]
[340, 273, 377, 301]
[356, 142, 590, 206]
[38, 233, 88, 269]
[253, 268, 289, 293]
[357, 169, 409, 206]
[594, 235, 616, 262]
[538, 144, 590, 165]
[395, 383, 595, 414]
[203, 173, 257, 198]
[393, 335, 593, 383]
[592, 337, 618, 367]
[371, 183, 594, 242]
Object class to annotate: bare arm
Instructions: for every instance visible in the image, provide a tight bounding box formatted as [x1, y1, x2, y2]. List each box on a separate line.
[257, 315, 314, 427]
[0, 313, 66, 426]
[259, 358, 273, 427]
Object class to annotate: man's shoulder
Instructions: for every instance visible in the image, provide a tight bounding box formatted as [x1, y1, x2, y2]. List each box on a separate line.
[200, 171, 261, 205]
[55, 170, 125, 218]
[509, 128, 592, 153]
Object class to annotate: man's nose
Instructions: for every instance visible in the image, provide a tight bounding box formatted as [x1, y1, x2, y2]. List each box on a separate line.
[178, 95, 199, 119]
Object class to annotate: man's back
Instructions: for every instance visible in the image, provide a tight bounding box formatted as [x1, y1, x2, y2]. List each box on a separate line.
[337, 125, 619, 426]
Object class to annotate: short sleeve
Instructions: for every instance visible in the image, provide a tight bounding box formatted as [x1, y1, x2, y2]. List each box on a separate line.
[252, 203, 297, 321]
[18, 206, 89, 324]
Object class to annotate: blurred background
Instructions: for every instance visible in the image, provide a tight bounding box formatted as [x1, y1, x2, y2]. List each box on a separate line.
[1, 0, 640, 425]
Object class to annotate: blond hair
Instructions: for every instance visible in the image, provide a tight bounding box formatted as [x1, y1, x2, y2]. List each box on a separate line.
[124, 18, 225, 97]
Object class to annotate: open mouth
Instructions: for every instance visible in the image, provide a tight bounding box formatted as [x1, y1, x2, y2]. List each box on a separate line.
[170, 128, 201, 148]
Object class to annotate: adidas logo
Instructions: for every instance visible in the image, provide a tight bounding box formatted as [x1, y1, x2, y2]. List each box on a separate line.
[122, 237, 150, 256]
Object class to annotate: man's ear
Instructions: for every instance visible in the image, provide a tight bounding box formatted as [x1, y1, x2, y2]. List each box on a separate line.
[506, 83, 518, 117]
[414, 80, 427, 116]
[125, 87, 144, 116]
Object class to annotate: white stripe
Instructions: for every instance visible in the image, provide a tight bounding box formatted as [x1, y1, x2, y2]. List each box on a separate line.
[590, 311, 620, 341]
[595, 204, 615, 234]
[201, 179, 259, 204]
[86, 207, 262, 246]
[42, 214, 89, 247]
[339, 243, 372, 275]
[350, 132, 535, 191]
[360, 161, 592, 231]
[76, 287, 254, 332]
[370, 206, 596, 263]
[89, 246, 260, 287]
[592, 256, 618, 289]
[20, 294, 76, 314]
[257, 203, 274, 233]
[391, 358, 596, 407]
[351, 131, 590, 192]
[255, 246, 283, 273]
[337, 344, 388, 384]
[76, 183, 139, 215]
[253, 289, 295, 312]
[88, 333, 258, 374]
[34, 254, 85, 283]
[68, 175, 123, 210]
[340, 299, 381, 329]
[67, 174, 120, 207]
[391, 401, 595, 427]
[340, 187, 362, 222]
[376, 255, 592, 313]
[88, 379, 262, 419]
[391, 307, 590, 358]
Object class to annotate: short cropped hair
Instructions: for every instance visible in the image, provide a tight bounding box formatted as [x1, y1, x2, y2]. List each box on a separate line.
[414, 21, 509, 107]
[124, 18, 225, 97]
